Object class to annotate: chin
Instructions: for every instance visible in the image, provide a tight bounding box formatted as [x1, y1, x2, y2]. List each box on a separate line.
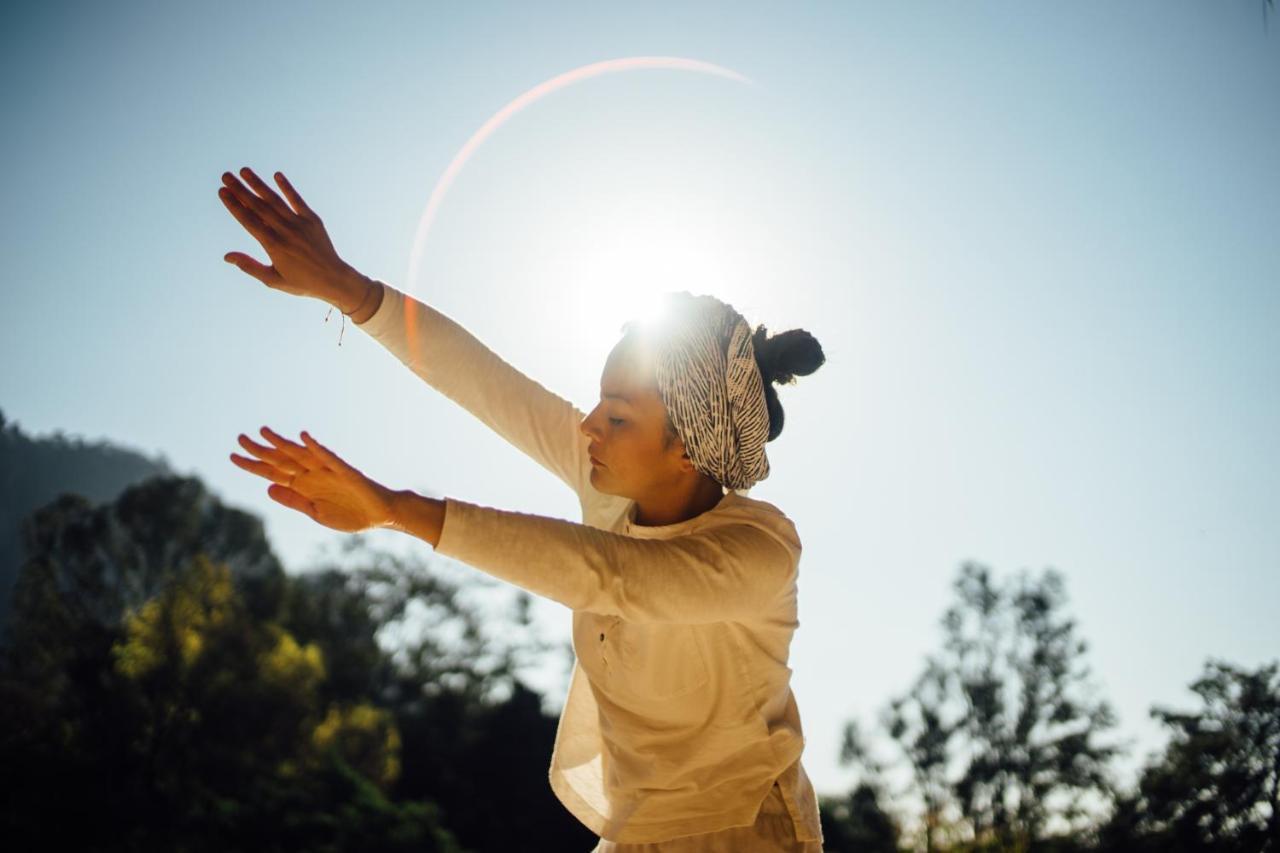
[589, 466, 620, 496]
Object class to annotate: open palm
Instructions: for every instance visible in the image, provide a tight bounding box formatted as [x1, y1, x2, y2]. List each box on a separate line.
[229, 426, 395, 533]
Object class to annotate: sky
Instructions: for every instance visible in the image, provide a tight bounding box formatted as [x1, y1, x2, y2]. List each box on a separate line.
[2, 0, 1277, 805]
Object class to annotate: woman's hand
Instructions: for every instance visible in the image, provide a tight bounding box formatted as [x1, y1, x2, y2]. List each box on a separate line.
[229, 426, 397, 533]
[218, 167, 368, 312]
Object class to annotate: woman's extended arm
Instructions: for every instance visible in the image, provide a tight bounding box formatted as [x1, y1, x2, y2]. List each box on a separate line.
[230, 428, 795, 625]
[387, 488, 800, 625]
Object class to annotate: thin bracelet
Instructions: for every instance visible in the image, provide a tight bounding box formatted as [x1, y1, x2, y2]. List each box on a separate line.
[324, 280, 379, 347]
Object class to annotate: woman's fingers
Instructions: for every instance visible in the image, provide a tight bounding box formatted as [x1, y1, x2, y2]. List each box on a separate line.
[300, 430, 358, 475]
[267, 481, 318, 520]
[236, 432, 306, 470]
[222, 251, 284, 286]
[219, 183, 283, 249]
[238, 167, 298, 227]
[225, 170, 294, 234]
[237, 426, 352, 479]
[230, 427, 387, 534]
[229, 447, 297, 487]
[273, 171, 319, 221]
[218, 186, 280, 287]
[257, 426, 325, 472]
[221, 172, 292, 236]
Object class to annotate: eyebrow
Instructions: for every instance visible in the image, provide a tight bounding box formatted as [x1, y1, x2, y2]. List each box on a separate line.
[601, 391, 633, 404]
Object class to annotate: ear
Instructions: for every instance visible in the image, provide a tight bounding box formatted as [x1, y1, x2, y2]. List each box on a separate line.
[667, 432, 697, 473]
[677, 444, 699, 474]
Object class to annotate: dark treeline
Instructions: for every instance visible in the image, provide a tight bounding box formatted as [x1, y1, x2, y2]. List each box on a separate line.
[1, 408, 1276, 852]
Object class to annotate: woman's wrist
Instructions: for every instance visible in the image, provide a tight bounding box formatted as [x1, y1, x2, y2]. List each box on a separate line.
[336, 267, 382, 322]
[384, 488, 446, 548]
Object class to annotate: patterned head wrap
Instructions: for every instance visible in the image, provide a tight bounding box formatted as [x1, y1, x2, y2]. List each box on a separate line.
[635, 292, 772, 492]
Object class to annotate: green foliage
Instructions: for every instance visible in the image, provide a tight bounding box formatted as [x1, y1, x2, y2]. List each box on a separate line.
[0, 544, 459, 851]
[0, 473, 591, 851]
[2, 471, 288, 652]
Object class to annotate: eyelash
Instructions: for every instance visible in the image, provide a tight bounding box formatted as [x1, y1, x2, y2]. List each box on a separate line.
[608, 417, 625, 426]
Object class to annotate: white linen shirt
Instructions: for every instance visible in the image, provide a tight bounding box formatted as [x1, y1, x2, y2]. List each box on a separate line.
[355, 281, 823, 846]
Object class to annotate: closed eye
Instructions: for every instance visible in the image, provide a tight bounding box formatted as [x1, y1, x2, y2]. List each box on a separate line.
[608, 417, 625, 426]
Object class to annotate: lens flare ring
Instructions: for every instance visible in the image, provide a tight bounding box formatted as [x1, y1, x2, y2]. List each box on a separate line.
[406, 56, 756, 295]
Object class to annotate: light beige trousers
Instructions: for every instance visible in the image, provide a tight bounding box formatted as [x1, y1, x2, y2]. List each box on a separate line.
[589, 782, 824, 853]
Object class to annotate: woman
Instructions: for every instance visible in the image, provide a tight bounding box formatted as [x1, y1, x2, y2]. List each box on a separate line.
[220, 167, 828, 852]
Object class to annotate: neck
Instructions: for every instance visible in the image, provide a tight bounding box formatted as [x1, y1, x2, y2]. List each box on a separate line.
[631, 476, 727, 527]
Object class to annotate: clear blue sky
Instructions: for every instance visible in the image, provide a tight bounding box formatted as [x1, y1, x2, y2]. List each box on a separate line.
[3, 0, 1277, 803]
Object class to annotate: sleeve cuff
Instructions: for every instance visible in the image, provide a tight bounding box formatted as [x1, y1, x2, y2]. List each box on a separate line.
[352, 280, 398, 337]
[436, 496, 461, 554]
[434, 497, 497, 562]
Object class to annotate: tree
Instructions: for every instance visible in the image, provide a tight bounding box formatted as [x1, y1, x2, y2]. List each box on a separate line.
[0, 407, 177, 636]
[285, 539, 596, 852]
[0, 469, 601, 851]
[819, 718, 903, 852]
[0, 539, 463, 851]
[1, 473, 288, 649]
[871, 561, 1126, 850]
[1097, 658, 1280, 852]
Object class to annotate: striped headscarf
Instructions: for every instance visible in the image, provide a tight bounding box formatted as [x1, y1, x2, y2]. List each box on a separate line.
[640, 292, 772, 492]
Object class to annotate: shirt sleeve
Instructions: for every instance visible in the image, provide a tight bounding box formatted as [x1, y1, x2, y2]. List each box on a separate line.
[433, 496, 800, 624]
[355, 280, 591, 501]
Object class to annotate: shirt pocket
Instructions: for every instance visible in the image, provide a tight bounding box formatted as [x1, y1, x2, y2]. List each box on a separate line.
[609, 621, 711, 701]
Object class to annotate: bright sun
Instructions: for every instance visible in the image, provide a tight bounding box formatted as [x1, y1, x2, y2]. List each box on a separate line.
[561, 186, 749, 352]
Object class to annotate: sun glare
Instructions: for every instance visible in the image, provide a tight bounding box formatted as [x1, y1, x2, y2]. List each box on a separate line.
[562, 188, 748, 351]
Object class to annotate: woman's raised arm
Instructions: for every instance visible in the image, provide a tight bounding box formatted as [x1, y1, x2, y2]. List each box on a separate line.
[353, 281, 593, 501]
[219, 166, 593, 503]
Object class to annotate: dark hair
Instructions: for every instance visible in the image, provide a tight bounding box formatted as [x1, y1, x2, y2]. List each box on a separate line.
[619, 313, 826, 447]
[750, 322, 826, 442]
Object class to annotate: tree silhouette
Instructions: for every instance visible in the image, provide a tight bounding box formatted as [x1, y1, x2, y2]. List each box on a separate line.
[861, 562, 1126, 851]
[1097, 658, 1280, 852]
[0, 496, 462, 851]
[291, 539, 593, 852]
[0, 407, 177, 636]
[819, 717, 903, 852]
[0, 472, 590, 851]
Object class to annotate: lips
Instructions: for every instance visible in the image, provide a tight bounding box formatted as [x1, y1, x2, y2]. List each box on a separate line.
[590, 455, 605, 467]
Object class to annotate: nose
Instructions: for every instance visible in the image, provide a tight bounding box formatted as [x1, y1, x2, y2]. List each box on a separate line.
[580, 408, 601, 441]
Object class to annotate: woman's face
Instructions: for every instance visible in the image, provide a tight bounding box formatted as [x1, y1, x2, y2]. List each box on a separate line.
[579, 335, 691, 498]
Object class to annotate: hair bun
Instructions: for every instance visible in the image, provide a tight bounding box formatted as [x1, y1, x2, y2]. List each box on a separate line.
[750, 323, 826, 442]
[751, 324, 823, 385]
